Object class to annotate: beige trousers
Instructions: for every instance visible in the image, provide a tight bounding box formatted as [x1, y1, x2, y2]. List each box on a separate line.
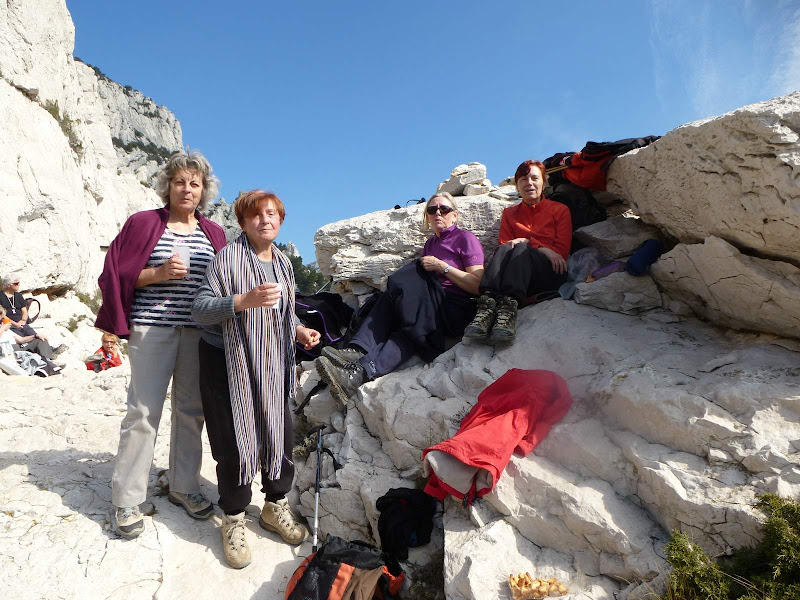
[111, 325, 205, 507]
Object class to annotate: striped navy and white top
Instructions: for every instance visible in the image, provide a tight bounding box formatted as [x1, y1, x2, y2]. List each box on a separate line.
[130, 228, 215, 327]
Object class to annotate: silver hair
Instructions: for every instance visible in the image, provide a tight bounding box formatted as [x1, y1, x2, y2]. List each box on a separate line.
[421, 192, 458, 231]
[154, 150, 220, 212]
[1, 274, 18, 288]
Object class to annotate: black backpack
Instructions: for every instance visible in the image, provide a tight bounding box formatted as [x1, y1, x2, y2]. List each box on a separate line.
[294, 292, 354, 360]
[549, 182, 607, 234]
[579, 136, 661, 165]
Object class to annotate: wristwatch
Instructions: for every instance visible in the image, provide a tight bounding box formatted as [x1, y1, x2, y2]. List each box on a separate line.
[443, 265, 451, 275]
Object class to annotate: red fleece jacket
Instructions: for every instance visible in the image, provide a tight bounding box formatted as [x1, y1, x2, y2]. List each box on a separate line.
[423, 369, 573, 502]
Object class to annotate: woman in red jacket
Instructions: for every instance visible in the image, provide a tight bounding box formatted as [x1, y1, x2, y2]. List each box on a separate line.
[464, 159, 571, 344]
[85, 332, 123, 372]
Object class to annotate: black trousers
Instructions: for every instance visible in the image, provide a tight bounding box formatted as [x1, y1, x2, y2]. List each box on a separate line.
[19, 337, 53, 360]
[480, 243, 567, 304]
[352, 290, 474, 380]
[198, 338, 294, 515]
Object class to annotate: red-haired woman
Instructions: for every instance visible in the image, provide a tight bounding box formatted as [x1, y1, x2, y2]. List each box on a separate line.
[192, 190, 320, 569]
[464, 159, 571, 344]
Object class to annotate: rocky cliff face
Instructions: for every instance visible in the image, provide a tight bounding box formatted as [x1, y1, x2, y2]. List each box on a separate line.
[0, 0, 182, 294]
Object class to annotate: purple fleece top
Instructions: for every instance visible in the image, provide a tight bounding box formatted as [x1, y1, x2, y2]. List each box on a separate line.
[95, 207, 227, 338]
[422, 225, 484, 295]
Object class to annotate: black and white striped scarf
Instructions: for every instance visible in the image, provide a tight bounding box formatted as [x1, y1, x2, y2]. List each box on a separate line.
[205, 232, 297, 484]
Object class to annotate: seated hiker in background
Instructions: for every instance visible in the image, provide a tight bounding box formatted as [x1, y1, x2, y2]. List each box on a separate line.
[316, 192, 485, 404]
[0, 306, 62, 375]
[85, 332, 123, 372]
[0, 274, 66, 359]
[464, 159, 571, 344]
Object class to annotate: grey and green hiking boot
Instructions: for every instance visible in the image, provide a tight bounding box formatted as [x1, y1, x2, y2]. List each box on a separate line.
[316, 356, 366, 404]
[113, 505, 145, 538]
[322, 346, 366, 368]
[463, 294, 497, 340]
[490, 296, 518, 344]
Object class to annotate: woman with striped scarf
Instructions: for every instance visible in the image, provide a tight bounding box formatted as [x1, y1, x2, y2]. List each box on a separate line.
[192, 191, 320, 569]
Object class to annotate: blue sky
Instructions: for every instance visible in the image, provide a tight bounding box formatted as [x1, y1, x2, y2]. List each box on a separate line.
[66, 0, 800, 262]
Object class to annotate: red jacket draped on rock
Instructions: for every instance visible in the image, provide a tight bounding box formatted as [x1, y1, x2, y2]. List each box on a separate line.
[422, 369, 573, 503]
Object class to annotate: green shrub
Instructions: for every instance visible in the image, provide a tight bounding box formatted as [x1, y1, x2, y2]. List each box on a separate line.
[111, 136, 173, 164]
[276, 243, 327, 294]
[664, 494, 800, 599]
[75, 289, 102, 315]
[42, 100, 83, 156]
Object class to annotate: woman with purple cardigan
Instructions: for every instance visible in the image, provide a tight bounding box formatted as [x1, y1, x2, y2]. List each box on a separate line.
[95, 151, 227, 539]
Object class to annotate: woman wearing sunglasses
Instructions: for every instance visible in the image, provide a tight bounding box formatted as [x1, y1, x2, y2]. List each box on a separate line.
[316, 192, 485, 404]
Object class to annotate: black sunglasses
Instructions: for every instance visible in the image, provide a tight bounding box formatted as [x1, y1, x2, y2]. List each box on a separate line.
[426, 205, 455, 216]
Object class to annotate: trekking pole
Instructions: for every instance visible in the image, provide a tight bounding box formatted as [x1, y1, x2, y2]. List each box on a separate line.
[311, 424, 325, 552]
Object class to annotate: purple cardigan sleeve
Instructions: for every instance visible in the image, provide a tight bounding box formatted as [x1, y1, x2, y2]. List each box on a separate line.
[95, 208, 227, 339]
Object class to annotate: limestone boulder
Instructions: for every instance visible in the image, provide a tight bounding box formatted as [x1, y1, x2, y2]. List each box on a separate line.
[436, 162, 487, 196]
[463, 178, 492, 196]
[573, 272, 662, 315]
[651, 236, 800, 339]
[607, 91, 800, 264]
[488, 184, 520, 201]
[573, 215, 664, 260]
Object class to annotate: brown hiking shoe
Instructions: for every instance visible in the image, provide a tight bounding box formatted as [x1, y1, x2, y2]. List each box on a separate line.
[463, 294, 497, 339]
[221, 512, 251, 569]
[259, 498, 309, 545]
[490, 296, 518, 344]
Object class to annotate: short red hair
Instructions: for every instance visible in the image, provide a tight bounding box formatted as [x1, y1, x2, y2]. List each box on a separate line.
[514, 159, 547, 185]
[234, 190, 285, 226]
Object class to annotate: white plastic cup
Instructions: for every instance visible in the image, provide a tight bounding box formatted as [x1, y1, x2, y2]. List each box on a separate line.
[174, 245, 191, 269]
[268, 283, 284, 310]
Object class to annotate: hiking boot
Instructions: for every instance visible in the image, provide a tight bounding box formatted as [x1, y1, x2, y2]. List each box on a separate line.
[221, 512, 251, 569]
[463, 294, 497, 339]
[52, 344, 68, 359]
[259, 498, 309, 545]
[321, 345, 366, 368]
[113, 505, 144, 538]
[168, 491, 214, 519]
[490, 296, 518, 344]
[316, 356, 366, 404]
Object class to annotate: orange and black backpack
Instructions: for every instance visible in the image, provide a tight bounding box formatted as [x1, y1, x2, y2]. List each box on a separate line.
[285, 536, 404, 600]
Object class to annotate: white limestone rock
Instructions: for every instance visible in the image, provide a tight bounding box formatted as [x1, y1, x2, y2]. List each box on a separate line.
[488, 184, 520, 201]
[205, 201, 241, 243]
[651, 236, 800, 339]
[573, 272, 662, 315]
[607, 91, 800, 264]
[436, 162, 487, 196]
[340, 299, 800, 597]
[463, 178, 492, 196]
[573, 215, 664, 260]
[443, 505, 620, 600]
